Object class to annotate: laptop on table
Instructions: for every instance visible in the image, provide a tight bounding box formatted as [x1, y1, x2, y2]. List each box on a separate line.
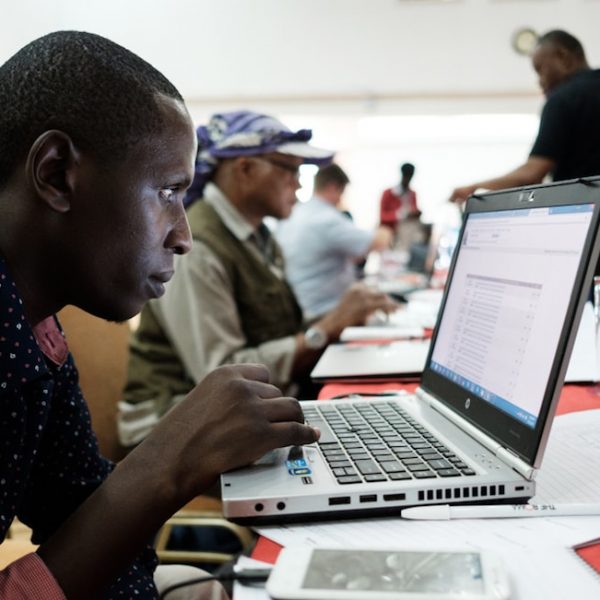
[222, 178, 600, 523]
[310, 339, 430, 383]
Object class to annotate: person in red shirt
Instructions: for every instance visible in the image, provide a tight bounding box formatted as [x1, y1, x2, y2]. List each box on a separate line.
[379, 162, 421, 233]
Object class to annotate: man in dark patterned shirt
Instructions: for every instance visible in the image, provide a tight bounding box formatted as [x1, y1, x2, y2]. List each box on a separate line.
[0, 31, 319, 599]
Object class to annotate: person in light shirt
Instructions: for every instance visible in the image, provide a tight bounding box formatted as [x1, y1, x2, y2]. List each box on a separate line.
[277, 163, 392, 319]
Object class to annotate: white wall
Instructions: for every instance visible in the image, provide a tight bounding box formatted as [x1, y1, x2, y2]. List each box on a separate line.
[1, 0, 597, 225]
[286, 112, 539, 228]
[2, 0, 599, 107]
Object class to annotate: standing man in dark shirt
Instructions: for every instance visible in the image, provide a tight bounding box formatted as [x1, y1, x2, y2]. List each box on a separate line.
[450, 30, 600, 202]
[0, 31, 318, 599]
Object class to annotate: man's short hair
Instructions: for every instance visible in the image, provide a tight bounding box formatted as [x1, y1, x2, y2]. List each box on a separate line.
[0, 31, 183, 188]
[314, 163, 350, 190]
[401, 162, 415, 178]
[537, 30, 586, 61]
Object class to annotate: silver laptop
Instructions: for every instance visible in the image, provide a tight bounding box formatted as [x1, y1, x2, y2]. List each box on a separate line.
[311, 339, 430, 383]
[222, 178, 600, 523]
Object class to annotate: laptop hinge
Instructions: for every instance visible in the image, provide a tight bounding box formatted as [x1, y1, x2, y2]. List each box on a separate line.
[416, 388, 536, 480]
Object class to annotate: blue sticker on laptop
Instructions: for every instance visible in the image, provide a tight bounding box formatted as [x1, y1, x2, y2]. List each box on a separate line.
[286, 458, 312, 476]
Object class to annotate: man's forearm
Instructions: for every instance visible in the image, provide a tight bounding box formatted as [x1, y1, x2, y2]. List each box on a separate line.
[451, 156, 555, 203]
[476, 156, 555, 192]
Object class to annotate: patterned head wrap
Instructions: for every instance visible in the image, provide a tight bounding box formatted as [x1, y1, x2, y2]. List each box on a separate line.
[184, 110, 333, 206]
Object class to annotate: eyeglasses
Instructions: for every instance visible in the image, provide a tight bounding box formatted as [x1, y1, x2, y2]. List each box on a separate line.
[255, 156, 301, 181]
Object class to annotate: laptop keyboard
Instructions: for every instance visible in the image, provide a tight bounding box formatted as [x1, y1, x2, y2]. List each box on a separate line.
[303, 401, 476, 485]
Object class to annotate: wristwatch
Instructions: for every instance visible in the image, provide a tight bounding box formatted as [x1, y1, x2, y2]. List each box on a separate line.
[304, 326, 328, 350]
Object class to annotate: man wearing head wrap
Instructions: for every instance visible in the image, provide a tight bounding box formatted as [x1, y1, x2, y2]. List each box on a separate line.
[120, 111, 396, 445]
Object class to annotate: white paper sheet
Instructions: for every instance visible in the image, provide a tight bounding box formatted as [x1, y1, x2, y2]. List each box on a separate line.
[533, 409, 600, 504]
[386, 304, 439, 329]
[405, 288, 444, 304]
[340, 326, 425, 341]
[565, 302, 599, 382]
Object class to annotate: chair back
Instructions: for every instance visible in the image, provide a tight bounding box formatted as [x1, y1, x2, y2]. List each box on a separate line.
[57, 306, 130, 462]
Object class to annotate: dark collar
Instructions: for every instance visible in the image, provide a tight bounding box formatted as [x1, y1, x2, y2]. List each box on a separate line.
[0, 256, 56, 383]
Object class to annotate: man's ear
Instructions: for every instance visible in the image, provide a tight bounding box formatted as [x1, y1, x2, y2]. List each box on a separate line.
[235, 156, 257, 180]
[26, 130, 81, 213]
[232, 156, 262, 193]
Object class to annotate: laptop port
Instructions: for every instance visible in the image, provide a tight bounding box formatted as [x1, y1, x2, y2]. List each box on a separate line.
[383, 493, 406, 502]
[360, 494, 377, 503]
[329, 496, 351, 506]
[276, 502, 286, 510]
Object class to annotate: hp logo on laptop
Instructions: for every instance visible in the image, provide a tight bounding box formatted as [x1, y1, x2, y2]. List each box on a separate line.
[465, 398, 471, 409]
[518, 190, 535, 202]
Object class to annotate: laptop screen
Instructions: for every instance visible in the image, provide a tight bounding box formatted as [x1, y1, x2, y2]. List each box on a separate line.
[429, 203, 594, 431]
[421, 178, 600, 467]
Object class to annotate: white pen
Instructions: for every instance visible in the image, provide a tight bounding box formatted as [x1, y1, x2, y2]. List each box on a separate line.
[401, 503, 600, 520]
